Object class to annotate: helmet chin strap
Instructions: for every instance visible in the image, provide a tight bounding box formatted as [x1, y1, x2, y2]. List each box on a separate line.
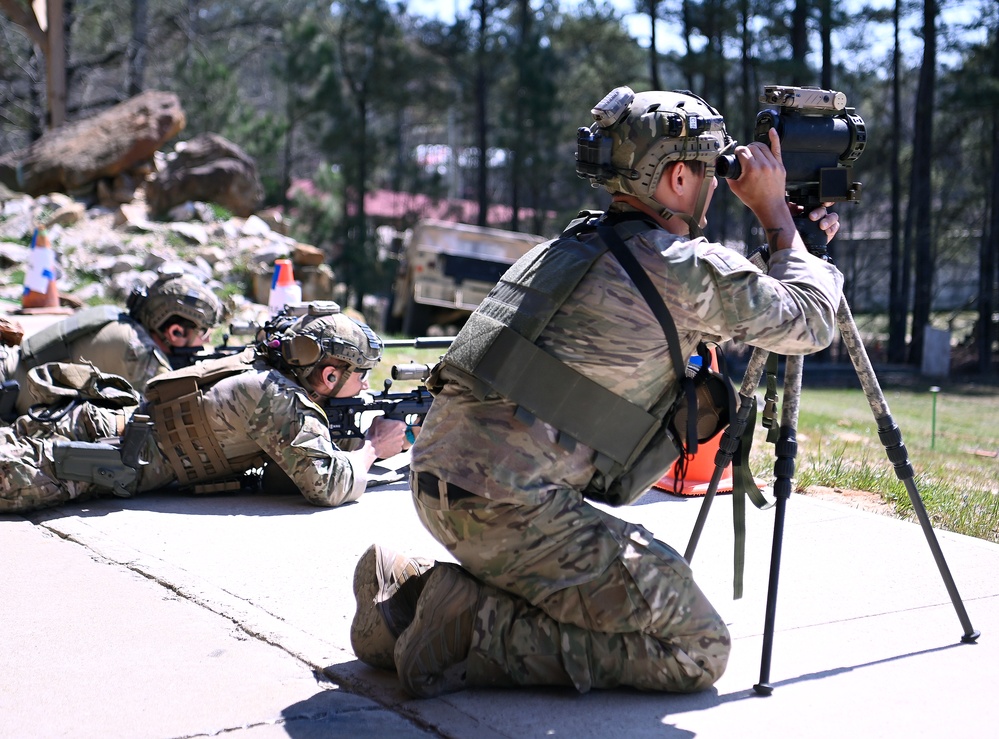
[637, 196, 701, 238]
[687, 160, 717, 240]
[328, 366, 353, 398]
[643, 159, 717, 240]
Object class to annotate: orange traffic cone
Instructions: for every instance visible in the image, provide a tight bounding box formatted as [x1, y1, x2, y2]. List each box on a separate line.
[654, 431, 733, 496]
[17, 228, 73, 315]
[268, 258, 302, 316]
[655, 346, 737, 497]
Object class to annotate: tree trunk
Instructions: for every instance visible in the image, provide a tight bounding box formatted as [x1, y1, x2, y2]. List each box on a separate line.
[647, 0, 660, 89]
[681, 0, 694, 90]
[907, 0, 937, 366]
[980, 38, 999, 375]
[475, 0, 489, 227]
[126, 0, 149, 97]
[791, 0, 809, 85]
[0, 0, 65, 129]
[739, 0, 756, 250]
[979, 115, 999, 374]
[45, 0, 66, 128]
[820, 0, 832, 88]
[888, 0, 908, 363]
[510, 0, 529, 232]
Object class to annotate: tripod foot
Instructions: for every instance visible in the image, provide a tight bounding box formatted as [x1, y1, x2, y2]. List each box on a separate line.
[961, 630, 981, 644]
[753, 682, 774, 696]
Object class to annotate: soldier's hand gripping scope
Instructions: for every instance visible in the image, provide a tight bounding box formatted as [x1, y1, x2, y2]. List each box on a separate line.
[716, 85, 866, 206]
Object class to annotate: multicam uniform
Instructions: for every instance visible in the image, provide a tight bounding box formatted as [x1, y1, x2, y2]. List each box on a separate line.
[0, 308, 172, 418]
[0, 351, 367, 514]
[409, 209, 845, 693]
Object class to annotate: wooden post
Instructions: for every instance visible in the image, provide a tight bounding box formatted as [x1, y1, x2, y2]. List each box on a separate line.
[44, 0, 66, 129]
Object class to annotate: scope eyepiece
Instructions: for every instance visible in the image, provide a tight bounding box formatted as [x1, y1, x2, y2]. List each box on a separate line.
[715, 154, 741, 180]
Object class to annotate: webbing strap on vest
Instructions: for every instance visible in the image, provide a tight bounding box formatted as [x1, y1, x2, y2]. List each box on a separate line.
[472, 324, 662, 470]
[150, 375, 234, 485]
[596, 222, 700, 456]
[600, 217, 770, 596]
[19, 306, 123, 367]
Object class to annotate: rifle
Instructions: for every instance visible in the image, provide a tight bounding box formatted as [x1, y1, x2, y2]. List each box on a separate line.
[325, 363, 437, 442]
[324, 334, 454, 441]
[168, 320, 261, 369]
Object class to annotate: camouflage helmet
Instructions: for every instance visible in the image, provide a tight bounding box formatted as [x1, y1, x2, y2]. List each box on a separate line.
[128, 271, 225, 335]
[576, 87, 732, 232]
[278, 303, 383, 374]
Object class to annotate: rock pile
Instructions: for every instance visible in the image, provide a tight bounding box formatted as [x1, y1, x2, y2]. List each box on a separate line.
[0, 189, 335, 329]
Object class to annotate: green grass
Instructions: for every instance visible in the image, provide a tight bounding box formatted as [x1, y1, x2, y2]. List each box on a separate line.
[749, 384, 999, 542]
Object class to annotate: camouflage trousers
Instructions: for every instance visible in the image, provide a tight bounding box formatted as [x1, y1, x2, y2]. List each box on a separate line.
[0, 404, 171, 515]
[412, 482, 730, 693]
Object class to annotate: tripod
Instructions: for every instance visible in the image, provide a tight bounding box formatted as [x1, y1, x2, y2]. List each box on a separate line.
[683, 287, 980, 696]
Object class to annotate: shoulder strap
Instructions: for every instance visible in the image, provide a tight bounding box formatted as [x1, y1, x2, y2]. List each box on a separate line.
[595, 222, 701, 456]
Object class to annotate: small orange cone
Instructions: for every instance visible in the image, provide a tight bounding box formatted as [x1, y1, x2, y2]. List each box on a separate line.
[655, 346, 733, 496]
[655, 431, 733, 496]
[17, 227, 73, 315]
[268, 258, 302, 316]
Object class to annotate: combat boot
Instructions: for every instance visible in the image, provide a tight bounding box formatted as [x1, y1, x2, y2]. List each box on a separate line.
[350, 543, 435, 671]
[394, 562, 481, 698]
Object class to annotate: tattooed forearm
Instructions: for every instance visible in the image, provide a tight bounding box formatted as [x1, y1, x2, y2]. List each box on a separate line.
[765, 227, 784, 251]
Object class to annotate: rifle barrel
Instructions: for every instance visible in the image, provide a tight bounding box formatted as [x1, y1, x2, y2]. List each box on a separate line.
[382, 337, 454, 349]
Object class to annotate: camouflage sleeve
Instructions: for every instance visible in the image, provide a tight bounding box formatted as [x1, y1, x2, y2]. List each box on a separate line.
[71, 321, 171, 394]
[659, 238, 844, 355]
[238, 373, 366, 507]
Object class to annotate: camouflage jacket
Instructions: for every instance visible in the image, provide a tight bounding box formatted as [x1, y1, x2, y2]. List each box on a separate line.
[411, 215, 845, 505]
[137, 355, 367, 507]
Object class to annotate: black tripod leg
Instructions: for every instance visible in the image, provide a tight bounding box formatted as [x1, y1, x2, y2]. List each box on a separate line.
[754, 355, 803, 696]
[685, 347, 772, 562]
[836, 299, 980, 643]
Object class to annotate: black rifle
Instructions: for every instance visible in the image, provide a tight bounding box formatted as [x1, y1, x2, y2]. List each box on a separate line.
[168, 320, 262, 369]
[325, 366, 437, 442]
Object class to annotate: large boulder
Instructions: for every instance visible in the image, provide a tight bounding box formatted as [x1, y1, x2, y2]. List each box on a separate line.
[144, 133, 264, 218]
[0, 90, 185, 196]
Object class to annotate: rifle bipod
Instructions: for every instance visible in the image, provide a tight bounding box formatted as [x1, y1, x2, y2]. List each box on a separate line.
[682, 295, 980, 695]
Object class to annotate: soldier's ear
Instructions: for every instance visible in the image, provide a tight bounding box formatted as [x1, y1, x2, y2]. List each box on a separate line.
[165, 323, 187, 346]
[322, 365, 337, 387]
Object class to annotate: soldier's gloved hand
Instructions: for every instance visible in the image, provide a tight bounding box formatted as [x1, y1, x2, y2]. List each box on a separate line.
[366, 416, 408, 459]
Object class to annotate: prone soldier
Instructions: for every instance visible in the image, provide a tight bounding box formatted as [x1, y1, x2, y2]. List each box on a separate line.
[1, 270, 224, 421]
[0, 302, 406, 514]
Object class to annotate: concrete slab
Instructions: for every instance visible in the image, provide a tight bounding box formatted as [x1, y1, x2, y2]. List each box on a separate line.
[0, 513, 432, 738]
[4, 477, 995, 738]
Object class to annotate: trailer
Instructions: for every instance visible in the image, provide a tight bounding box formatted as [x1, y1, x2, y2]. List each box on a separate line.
[386, 219, 546, 336]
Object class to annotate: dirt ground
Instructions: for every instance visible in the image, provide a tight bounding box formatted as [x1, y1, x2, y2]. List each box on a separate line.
[797, 484, 896, 516]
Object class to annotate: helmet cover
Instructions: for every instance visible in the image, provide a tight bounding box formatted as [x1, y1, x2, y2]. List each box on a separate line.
[577, 86, 731, 201]
[130, 272, 225, 334]
[281, 311, 382, 372]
